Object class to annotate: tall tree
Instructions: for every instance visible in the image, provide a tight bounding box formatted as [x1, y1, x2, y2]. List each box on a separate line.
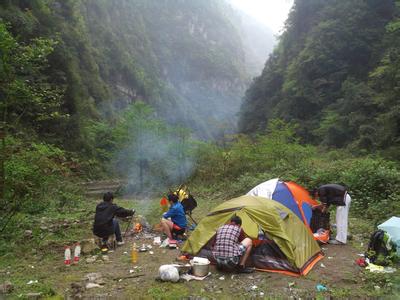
[0, 22, 64, 199]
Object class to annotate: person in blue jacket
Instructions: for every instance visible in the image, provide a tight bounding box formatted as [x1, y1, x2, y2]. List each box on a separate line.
[161, 193, 187, 239]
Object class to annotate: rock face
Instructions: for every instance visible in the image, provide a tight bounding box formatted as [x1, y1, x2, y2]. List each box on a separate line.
[81, 239, 97, 254]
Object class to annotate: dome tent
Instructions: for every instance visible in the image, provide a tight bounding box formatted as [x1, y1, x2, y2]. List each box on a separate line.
[247, 178, 318, 230]
[181, 195, 323, 276]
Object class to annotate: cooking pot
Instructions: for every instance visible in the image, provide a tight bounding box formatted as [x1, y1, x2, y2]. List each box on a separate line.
[190, 258, 210, 277]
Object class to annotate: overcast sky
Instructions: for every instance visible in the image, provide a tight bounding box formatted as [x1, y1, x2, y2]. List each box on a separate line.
[230, 0, 294, 33]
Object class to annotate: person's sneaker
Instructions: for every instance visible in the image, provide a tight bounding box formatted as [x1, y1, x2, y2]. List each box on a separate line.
[328, 239, 344, 245]
[116, 241, 125, 246]
[236, 265, 255, 273]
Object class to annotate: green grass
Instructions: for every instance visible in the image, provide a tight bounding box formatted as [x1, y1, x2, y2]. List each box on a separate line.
[147, 285, 190, 299]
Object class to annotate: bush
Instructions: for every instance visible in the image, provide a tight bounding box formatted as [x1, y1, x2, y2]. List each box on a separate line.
[194, 121, 318, 183]
[193, 121, 400, 224]
[1, 137, 82, 234]
[340, 158, 400, 223]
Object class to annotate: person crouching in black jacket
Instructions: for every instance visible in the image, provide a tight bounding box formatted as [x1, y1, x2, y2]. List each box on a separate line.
[93, 192, 135, 247]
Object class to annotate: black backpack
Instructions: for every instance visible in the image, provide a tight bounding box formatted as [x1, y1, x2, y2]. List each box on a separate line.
[181, 194, 197, 214]
[366, 229, 393, 265]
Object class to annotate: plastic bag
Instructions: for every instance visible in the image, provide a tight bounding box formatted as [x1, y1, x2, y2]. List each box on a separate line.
[159, 265, 180, 282]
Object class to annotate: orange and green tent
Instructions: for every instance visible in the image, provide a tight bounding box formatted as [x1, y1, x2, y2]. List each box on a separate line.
[181, 195, 323, 276]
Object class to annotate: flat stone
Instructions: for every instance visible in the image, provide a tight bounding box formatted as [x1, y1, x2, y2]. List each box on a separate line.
[86, 255, 97, 263]
[101, 255, 110, 262]
[85, 283, 102, 289]
[85, 273, 102, 283]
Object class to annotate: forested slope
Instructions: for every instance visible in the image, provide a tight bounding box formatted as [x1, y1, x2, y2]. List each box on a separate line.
[239, 0, 400, 158]
[0, 0, 266, 149]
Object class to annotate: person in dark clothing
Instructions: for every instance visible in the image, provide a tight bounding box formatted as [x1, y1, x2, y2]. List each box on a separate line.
[313, 184, 351, 245]
[93, 192, 135, 246]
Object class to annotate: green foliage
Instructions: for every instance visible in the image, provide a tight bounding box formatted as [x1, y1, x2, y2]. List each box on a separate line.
[4, 138, 79, 211]
[0, 22, 66, 132]
[1, 0, 251, 150]
[0, 21, 78, 235]
[340, 159, 400, 222]
[1, 137, 82, 237]
[195, 120, 316, 183]
[195, 120, 400, 224]
[239, 0, 400, 155]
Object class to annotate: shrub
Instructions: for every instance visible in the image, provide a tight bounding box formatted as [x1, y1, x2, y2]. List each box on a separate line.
[340, 158, 400, 223]
[192, 122, 400, 224]
[1, 137, 81, 234]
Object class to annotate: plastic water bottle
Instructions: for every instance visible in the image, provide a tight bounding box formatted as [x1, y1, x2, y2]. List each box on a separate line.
[64, 246, 71, 266]
[131, 243, 138, 264]
[73, 243, 81, 263]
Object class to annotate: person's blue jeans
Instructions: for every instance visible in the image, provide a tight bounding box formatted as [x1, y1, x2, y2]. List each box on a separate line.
[102, 218, 122, 243]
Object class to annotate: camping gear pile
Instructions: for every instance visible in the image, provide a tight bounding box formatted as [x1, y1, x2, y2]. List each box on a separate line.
[158, 257, 211, 282]
[365, 216, 400, 267]
[377, 216, 400, 257]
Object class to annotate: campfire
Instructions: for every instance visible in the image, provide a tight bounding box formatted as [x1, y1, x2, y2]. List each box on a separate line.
[134, 223, 143, 233]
